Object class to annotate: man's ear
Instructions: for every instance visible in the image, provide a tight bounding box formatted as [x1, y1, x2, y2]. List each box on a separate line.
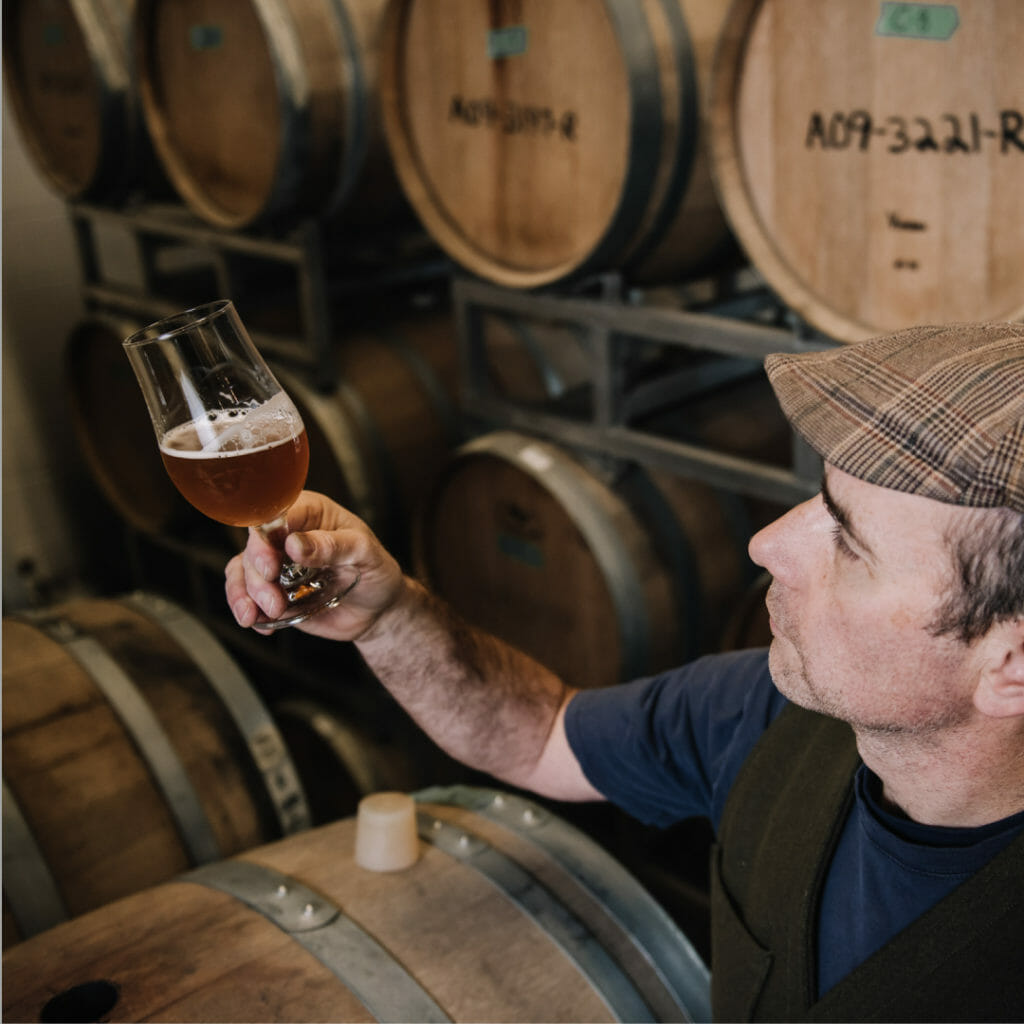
[974, 618, 1024, 719]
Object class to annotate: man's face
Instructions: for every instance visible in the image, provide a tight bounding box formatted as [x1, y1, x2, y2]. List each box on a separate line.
[748, 465, 982, 736]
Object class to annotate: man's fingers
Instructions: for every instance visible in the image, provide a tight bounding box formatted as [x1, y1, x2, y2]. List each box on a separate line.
[225, 553, 259, 627]
[225, 548, 288, 625]
[282, 527, 354, 569]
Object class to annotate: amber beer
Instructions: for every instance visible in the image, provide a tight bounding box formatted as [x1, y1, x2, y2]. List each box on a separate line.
[160, 400, 309, 527]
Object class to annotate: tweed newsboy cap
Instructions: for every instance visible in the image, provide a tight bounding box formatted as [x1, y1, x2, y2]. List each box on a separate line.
[765, 321, 1024, 513]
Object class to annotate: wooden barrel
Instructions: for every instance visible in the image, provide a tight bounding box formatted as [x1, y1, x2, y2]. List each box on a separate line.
[2, 786, 712, 1023]
[414, 431, 750, 690]
[719, 570, 772, 651]
[1, 592, 310, 949]
[379, 0, 736, 289]
[2, 0, 164, 201]
[479, 311, 594, 407]
[134, 0, 406, 230]
[65, 313, 209, 537]
[708, 0, 1024, 342]
[274, 312, 463, 565]
[272, 699, 424, 826]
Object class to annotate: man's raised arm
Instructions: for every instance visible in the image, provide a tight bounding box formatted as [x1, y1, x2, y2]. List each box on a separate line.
[225, 489, 602, 801]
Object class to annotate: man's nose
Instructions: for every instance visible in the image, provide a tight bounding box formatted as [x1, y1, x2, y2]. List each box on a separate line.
[748, 495, 819, 578]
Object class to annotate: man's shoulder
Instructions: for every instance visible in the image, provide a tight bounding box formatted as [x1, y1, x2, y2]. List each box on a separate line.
[658, 647, 784, 721]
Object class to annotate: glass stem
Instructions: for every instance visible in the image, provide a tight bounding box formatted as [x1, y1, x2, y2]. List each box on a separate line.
[255, 515, 318, 600]
[256, 514, 289, 545]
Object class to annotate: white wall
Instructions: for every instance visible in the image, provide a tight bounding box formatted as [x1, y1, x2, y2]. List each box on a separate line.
[3, 95, 95, 611]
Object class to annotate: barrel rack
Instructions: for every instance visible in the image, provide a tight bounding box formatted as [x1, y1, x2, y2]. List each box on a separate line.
[64, 199, 837, 662]
[64, 199, 456, 682]
[67, 200, 452, 389]
[451, 274, 836, 509]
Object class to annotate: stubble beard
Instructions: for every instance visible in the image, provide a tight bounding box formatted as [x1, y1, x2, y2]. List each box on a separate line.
[768, 632, 974, 739]
[767, 636, 843, 721]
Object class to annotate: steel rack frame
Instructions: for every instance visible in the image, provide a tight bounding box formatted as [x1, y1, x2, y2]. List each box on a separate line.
[452, 274, 839, 509]
[68, 201, 451, 390]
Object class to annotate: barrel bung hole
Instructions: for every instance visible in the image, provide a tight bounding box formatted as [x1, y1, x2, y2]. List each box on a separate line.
[40, 980, 120, 1022]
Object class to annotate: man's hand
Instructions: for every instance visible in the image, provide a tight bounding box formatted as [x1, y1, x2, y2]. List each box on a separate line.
[224, 490, 405, 639]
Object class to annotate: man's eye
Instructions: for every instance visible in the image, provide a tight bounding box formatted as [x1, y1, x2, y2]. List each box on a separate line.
[831, 522, 858, 560]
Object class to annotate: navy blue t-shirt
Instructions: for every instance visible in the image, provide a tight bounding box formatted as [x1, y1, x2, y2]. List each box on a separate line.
[564, 648, 1024, 996]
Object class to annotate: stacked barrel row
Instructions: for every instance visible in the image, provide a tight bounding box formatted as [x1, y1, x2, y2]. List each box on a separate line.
[8, 0, 1016, 678]
[1, 582, 714, 1019]
[4, 0, 1023, 340]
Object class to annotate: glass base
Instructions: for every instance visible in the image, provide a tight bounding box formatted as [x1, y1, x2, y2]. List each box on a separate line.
[253, 563, 360, 631]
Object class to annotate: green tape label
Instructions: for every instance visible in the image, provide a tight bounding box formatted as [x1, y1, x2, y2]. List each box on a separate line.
[190, 24, 224, 50]
[876, 3, 959, 40]
[487, 25, 528, 59]
[43, 24, 66, 46]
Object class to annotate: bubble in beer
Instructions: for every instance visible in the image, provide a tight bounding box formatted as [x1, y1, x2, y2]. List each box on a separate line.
[163, 393, 302, 456]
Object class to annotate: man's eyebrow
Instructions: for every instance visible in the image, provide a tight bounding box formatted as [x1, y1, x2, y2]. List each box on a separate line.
[820, 471, 875, 558]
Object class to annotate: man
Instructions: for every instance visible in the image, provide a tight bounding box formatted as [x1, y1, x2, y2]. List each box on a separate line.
[227, 321, 1024, 1020]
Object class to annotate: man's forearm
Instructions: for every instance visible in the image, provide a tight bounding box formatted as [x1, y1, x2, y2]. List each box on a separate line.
[355, 577, 572, 789]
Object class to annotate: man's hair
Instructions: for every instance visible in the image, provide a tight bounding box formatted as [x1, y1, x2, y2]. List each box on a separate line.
[929, 506, 1024, 644]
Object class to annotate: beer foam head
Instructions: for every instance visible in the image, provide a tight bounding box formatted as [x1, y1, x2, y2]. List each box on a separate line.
[161, 392, 303, 456]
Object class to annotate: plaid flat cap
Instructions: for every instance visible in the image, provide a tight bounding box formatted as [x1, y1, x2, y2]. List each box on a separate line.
[765, 322, 1024, 513]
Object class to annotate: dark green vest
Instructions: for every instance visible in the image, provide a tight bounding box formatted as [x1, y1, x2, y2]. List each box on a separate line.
[710, 703, 1024, 1021]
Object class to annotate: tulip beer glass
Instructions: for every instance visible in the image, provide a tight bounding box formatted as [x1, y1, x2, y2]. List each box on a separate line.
[124, 299, 357, 629]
